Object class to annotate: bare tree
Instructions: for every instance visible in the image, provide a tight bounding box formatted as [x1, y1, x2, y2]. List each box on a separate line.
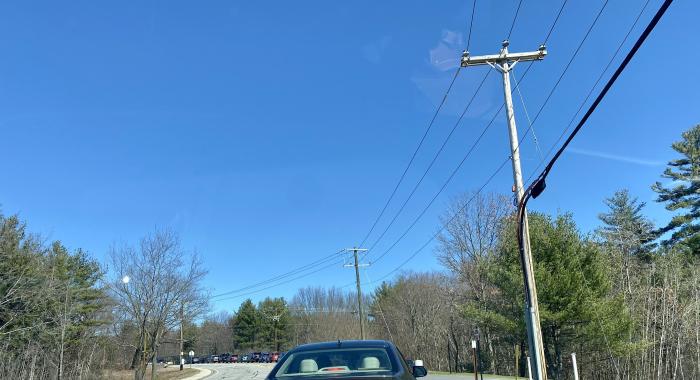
[435, 191, 512, 373]
[436, 192, 512, 273]
[109, 229, 208, 380]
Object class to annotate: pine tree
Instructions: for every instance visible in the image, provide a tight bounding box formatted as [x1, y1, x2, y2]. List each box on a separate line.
[599, 189, 656, 256]
[232, 299, 259, 349]
[258, 297, 291, 351]
[490, 212, 631, 379]
[652, 124, 700, 252]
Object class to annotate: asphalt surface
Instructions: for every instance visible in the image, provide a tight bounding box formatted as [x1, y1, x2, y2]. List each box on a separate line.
[191, 363, 516, 380]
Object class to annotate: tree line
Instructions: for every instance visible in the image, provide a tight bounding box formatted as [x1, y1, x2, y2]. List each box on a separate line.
[220, 124, 698, 379]
[1, 124, 698, 380]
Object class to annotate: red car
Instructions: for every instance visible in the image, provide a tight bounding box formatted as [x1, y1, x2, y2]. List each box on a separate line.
[230, 354, 239, 363]
[271, 352, 280, 362]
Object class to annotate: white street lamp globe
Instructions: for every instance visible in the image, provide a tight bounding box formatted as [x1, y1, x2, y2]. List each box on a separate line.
[121, 275, 130, 284]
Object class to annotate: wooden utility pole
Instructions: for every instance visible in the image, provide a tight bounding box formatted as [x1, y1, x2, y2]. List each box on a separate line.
[461, 40, 547, 380]
[343, 248, 368, 340]
[179, 303, 184, 371]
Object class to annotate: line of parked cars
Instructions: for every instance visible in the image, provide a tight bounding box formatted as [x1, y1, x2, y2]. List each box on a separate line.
[195, 351, 283, 364]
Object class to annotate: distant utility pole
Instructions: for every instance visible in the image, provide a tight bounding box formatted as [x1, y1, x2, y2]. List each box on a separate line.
[263, 310, 282, 351]
[179, 303, 184, 371]
[461, 40, 547, 380]
[343, 247, 369, 340]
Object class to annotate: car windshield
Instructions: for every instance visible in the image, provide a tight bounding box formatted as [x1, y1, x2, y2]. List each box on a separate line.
[274, 348, 395, 377]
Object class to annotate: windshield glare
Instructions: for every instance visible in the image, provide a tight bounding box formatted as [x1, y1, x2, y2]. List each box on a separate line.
[274, 348, 395, 377]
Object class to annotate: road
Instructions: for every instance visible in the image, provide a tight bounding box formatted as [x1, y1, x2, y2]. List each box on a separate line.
[191, 363, 517, 380]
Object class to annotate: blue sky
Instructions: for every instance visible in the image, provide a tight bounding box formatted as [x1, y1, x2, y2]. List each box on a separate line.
[0, 0, 696, 314]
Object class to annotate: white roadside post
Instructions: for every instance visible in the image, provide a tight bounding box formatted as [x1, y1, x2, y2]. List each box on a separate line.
[527, 356, 533, 380]
[471, 340, 478, 380]
[571, 353, 579, 380]
[189, 351, 195, 368]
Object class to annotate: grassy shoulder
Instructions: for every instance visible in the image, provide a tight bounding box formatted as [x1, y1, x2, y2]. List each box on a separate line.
[103, 366, 200, 380]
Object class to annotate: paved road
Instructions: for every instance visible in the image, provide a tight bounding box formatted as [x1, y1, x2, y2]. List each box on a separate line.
[191, 363, 515, 380]
[192, 363, 273, 380]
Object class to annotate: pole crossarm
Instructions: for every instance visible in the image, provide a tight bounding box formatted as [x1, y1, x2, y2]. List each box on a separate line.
[461, 41, 547, 70]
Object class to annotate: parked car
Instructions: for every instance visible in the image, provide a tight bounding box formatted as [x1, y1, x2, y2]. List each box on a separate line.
[211, 354, 220, 363]
[261, 352, 271, 363]
[264, 340, 427, 380]
[240, 354, 250, 363]
[230, 354, 239, 363]
[221, 353, 231, 363]
[251, 352, 262, 363]
[271, 352, 280, 362]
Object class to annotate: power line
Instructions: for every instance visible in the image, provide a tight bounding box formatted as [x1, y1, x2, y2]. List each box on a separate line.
[507, 0, 525, 40]
[370, 157, 511, 285]
[210, 0, 575, 301]
[513, 0, 611, 154]
[362, 0, 587, 277]
[211, 250, 342, 299]
[466, 0, 478, 52]
[359, 0, 485, 249]
[519, 0, 653, 189]
[364, 70, 492, 253]
[212, 258, 345, 302]
[368, 104, 505, 264]
[542, 0, 569, 45]
[358, 67, 462, 247]
[523, 0, 672, 204]
[364, 56, 550, 262]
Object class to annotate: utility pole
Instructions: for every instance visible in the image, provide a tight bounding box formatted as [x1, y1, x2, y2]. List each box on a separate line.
[179, 303, 184, 371]
[263, 310, 282, 351]
[461, 40, 547, 380]
[343, 248, 368, 340]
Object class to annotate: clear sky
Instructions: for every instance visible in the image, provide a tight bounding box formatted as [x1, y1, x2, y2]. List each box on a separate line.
[0, 0, 696, 314]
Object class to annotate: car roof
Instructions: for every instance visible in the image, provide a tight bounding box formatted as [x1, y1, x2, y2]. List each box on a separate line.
[291, 340, 395, 352]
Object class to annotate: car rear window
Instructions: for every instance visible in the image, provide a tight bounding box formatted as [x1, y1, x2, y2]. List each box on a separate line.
[274, 348, 394, 377]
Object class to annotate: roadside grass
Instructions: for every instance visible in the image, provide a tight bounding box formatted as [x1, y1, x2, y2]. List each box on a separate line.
[103, 366, 200, 380]
[429, 371, 519, 379]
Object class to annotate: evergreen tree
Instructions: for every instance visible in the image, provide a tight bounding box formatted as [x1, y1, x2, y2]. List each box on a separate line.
[232, 299, 259, 349]
[487, 212, 631, 379]
[258, 297, 291, 351]
[651, 124, 700, 252]
[598, 189, 656, 257]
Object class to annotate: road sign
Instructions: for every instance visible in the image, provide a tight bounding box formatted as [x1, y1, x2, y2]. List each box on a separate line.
[189, 350, 195, 357]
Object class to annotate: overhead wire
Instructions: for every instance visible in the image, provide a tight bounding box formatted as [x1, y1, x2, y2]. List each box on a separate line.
[519, 0, 653, 189]
[367, 104, 506, 264]
[210, 2, 488, 302]
[208, 0, 575, 301]
[511, 0, 611, 159]
[212, 258, 345, 302]
[357, 67, 461, 248]
[364, 70, 492, 253]
[507, 0, 525, 41]
[358, 0, 481, 249]
[362, 0, 606, 281]
[211, 250, 342, 299]
[466, 0, 478, 52]
[543, 0, 569, 45]
[516, 0, 674, 309]
[522, 0, 671, 203]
